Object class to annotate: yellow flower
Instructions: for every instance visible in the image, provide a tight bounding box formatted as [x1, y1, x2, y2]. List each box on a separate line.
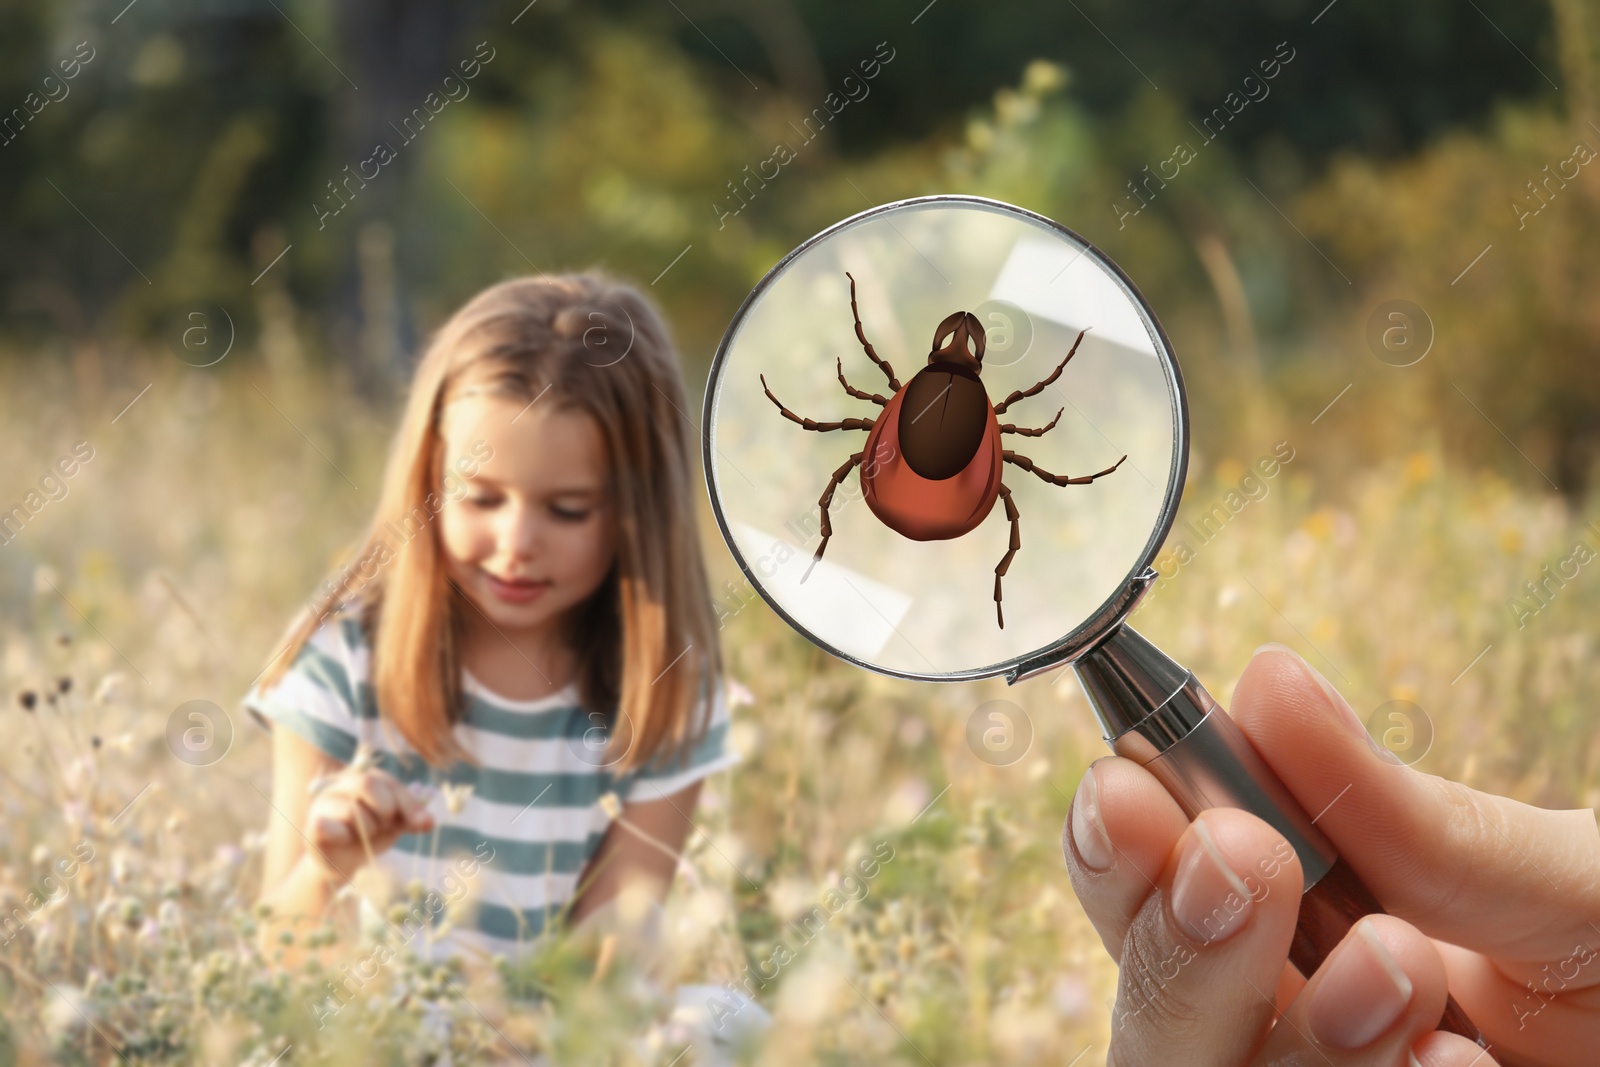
[1213, 458, 1245, 486]
[1303, 508, 1337, 541]
[1497, 527, 1523, 556]
[1403, 451, 1435, 486]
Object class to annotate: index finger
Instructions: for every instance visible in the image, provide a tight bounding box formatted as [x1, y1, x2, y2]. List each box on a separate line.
[1063, 755, 1192, 961]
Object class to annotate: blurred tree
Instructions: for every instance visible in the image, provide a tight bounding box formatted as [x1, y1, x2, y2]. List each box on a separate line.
[1296, 0, 1600, 506]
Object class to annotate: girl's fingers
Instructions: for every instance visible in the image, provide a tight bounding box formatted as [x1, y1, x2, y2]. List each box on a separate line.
[347, 771, 399, 823]
[365, 770, 436, 832]
[392, 777, 436, 829]
[1254, 914, 1503, 1067]
[312, 814, 353, 847]
[1097, 807, 1307, 1066]
[329, 770, 427, 836]
[373, 774, 434, 833]
[317, 791, 378, 843]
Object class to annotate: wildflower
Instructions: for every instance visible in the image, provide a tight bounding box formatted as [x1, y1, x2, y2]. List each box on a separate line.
[350, 742, 377, 774]
[439, 782, 474, 815]
[725, 678, 755, 708]
[93, 672, 130, 705]
[44, 983, 91, 1038]
[33, 565, 59, 597]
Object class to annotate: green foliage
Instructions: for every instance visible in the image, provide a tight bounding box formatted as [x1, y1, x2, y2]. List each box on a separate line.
[1296, 103, 1600, 499]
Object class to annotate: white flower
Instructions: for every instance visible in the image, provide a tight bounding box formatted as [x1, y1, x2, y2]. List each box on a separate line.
[440, 782, 473, 816]
[44, 982, 90, 1038]
[93, 673, 132, 706]
[32, 565, 59, 598]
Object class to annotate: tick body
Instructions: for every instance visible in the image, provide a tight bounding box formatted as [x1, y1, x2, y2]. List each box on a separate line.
[860, 356, 1004, 541]
[760, 272, 1127, 627]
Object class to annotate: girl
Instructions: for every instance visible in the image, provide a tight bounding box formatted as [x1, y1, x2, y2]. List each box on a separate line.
[245, 271, 736, 968]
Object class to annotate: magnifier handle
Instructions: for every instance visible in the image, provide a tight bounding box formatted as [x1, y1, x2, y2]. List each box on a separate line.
[1071, 623, 1488, 1046]
[1121, 689, 1490, 1049]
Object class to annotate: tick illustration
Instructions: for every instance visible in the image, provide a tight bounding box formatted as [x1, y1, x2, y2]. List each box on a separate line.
[760, 272, 1127, 628]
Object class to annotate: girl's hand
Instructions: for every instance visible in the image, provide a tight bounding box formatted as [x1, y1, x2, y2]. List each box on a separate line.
[1063, 643, 1600, 1067]
[305, 765, 435, 883]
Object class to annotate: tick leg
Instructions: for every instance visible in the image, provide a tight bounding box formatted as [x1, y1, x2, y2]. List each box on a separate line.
[837, 356, 889, 406]
[762, 374, 876, 432]
[804, 450, 865, 582]
[1003, 450, 1127, 486]
[845, 271, 901, 392]
[999, 407, 1063, 437]
[994, 482, 1020, 629]
[992, 327, 1090, 415]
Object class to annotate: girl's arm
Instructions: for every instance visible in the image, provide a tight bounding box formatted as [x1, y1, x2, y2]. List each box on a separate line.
[256, 725, 352, 968]
[255, 726, 433, 968]
[565, 781, 703, 928]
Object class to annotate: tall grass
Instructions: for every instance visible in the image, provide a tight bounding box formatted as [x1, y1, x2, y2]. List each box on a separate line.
[0, 353, 1594, 1064]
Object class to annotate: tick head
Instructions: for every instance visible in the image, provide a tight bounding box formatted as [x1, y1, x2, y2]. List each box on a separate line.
[928, 310, 985, 374]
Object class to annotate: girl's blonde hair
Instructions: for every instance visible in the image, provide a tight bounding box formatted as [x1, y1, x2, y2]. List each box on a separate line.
[258, 270, 721, 772]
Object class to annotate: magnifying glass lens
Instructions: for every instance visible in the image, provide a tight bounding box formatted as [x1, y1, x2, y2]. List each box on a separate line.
[705, 198, 1182, 680]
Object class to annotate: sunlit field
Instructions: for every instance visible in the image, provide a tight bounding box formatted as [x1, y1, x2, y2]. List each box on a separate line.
[1, 353, 1596, 1065]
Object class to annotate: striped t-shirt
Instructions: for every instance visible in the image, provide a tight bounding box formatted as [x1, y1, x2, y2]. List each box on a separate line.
[242, 611, 737, 963]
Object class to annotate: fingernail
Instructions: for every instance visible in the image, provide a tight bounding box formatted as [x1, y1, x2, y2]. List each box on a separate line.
[1170, 819, 1254, 944]
[1307, 918, 1413, 1048]
[1257, 643, 1402, 765]
[1407, 1052, 1424, 1067]
[1068, 764, 1114, 871]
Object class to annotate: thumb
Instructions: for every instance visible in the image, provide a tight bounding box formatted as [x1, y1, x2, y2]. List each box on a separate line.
[1229, 643, 1600, 966]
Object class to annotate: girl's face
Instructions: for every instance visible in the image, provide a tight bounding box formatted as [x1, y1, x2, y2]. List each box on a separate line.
[436, 391, 618, 640]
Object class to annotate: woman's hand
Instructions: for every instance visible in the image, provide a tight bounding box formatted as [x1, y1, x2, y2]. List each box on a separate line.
[305, 764, 435, 884]
[1062, 643, 1600, 1067]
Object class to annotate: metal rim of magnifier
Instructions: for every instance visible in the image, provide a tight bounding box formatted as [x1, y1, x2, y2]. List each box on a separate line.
[700, 193, 1190, 684]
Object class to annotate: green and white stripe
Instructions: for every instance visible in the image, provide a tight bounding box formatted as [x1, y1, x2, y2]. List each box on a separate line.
[242, 613, 736, 963]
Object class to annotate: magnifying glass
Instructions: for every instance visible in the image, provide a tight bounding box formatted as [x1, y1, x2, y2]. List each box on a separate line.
[701, 194, 1485, 1046]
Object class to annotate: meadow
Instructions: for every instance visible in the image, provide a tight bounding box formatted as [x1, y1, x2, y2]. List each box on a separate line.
[0, 350, 1596, 1066]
